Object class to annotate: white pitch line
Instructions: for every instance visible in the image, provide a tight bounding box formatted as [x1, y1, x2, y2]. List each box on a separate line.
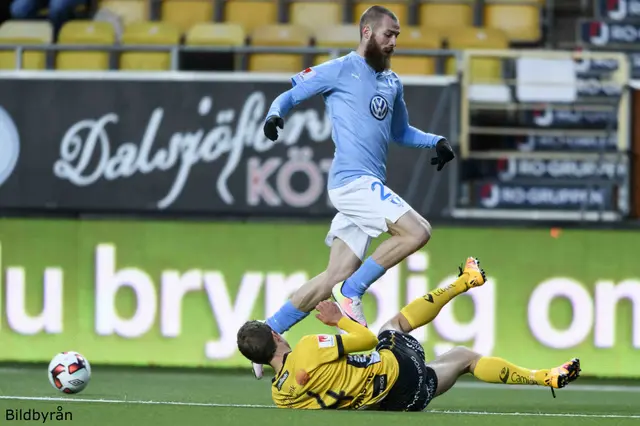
[454, 382, 640, 393]
[0, 396, 638, 419]
[428, 410, 640, 419]
[0, 396, 271, 409]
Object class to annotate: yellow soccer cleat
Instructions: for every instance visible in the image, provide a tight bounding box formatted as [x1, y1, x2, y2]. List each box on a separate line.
[458, 257, 487, 289]
[545, 358, 581, 398]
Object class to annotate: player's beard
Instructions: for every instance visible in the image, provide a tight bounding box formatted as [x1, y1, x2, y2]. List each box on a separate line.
[364, 36, 392, 72]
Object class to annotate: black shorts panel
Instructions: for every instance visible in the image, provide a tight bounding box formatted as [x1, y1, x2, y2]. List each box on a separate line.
[375, 330, 438, 412]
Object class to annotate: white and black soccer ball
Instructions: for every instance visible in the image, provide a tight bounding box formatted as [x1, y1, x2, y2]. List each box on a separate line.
[47, 351, 91, 394]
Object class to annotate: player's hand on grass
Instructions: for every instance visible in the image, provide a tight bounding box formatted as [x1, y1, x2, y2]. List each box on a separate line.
[315, 300, 344, 327]
[264, 115, 284, 141]
[430, 138, 455, 171]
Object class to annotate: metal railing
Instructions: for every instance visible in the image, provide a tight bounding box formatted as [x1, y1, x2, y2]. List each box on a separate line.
[453, 48, 632, 222]
[0, 44, 462, 73]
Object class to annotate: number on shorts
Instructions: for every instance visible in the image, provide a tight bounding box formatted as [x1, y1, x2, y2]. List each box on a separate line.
[371, 181, 403, 205]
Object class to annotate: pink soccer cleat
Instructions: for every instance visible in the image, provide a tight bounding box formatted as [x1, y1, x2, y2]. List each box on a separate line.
[331, 282, 368, 327]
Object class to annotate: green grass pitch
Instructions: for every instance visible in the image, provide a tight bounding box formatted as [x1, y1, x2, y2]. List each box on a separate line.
[0, 366, 638, 426]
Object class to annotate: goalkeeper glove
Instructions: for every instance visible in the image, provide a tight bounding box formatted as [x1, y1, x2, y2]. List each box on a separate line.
[263, 115, 284, 141]
[430, 138, 455, 171]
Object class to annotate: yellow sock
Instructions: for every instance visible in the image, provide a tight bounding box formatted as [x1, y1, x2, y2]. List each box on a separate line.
[400, 275, 469, 329]
[473, 357, 549, 386]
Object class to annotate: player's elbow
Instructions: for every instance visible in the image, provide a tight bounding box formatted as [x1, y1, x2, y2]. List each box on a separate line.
[346, 331, 379, 352]
[395, 129, 415, 147]
[367, 335, 379, 349]
[391, 130, 408, 145]
[361, 332, 379, 350]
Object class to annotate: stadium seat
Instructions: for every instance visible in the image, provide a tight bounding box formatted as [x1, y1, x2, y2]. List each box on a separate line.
[484, 2, 541, 43]
[446, 27, 508, 82]
[249, 25, 310, 72]
[313, 24, 359, 65]
[418, 0, 474, 32]
[98, 0, 148, 24]
[391, 27, 441, 75]
[56, 21, 116, 70]
[161, 0, 215, 33]
[224, 0, 278, 33]
[186, 23, 245, 46]
[120, 22, 181, 70]
[353, 1, 408, 25]
[0, 21, 52, 70]
[289, 1, 343, 33]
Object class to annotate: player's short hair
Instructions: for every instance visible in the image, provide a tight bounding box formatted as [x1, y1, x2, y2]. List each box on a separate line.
[359, 5, 398, 39]
[237, 321, 277, 365]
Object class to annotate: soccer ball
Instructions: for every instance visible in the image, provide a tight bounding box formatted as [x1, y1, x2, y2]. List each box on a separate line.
[47, 351, 91, 394]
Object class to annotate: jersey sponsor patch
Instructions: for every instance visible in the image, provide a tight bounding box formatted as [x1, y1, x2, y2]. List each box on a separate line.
[317, 334, 335, 348]
[298, 67, 316, 82]
[372, 374, 388, 398]
[275, 370, 289, 391]
[370, 95, 389, 120]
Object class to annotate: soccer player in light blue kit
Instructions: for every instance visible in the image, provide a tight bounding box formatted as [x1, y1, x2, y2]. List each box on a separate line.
[250, 5, 455, 378]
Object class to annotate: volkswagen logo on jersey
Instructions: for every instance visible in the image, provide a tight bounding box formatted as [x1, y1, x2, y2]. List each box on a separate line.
[370, 95, 389, 121]
[0, 106, 19, 188]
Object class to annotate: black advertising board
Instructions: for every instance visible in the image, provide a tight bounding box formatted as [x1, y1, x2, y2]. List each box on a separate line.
[0, 73, 454, 219]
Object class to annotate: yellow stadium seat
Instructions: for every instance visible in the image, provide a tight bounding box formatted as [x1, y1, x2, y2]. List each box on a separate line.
[391, 27, 441, 75]
[120, 22, 181, 70]
[99, 0, 148, 24]
[353, 1, 409, 25]
[487, 0, 545, 5]
[313, 24, 359, 65]
[484, 2, 541, 43]
[56, 21, 115, 70]
[225, 1, 277, 33]
[0, 21, 52, 70]
[446, 27, 508, 82]
[290, 1, 343, 32]
[419, 1, 473, 31]
[249, 25, 310, 72]
[186, 23, 245, 46]
[161, 0, 214, 33]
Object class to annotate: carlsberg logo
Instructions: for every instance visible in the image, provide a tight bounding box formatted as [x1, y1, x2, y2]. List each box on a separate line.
[2, 243, 640, 360]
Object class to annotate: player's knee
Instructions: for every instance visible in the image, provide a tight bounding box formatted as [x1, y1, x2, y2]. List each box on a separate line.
[380, 314, 411, 334]
[450, 346, 482, 370]
[407, 220, 431, 249]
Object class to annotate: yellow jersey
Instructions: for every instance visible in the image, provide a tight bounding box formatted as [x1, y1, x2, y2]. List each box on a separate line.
[271, 318, 400, 410]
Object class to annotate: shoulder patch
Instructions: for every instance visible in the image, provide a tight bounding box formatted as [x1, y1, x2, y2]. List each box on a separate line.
[316, 334, 335, 348]
[298, 67, 316, 82]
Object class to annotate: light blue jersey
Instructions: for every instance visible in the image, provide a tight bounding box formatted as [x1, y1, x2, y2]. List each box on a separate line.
[266, 52, 444, 190]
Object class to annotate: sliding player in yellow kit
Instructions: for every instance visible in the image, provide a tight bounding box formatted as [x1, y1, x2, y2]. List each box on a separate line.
[237, 257, 581, 410]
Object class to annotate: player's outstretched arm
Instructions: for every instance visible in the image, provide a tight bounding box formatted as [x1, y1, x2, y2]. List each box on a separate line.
[263, 61, 343, 142]
[316, 301, 378, 354]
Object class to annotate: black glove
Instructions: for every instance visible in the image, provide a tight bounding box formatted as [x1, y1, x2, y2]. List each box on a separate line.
[430, 138, 455, 171]
[263, 116, 284, 141]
